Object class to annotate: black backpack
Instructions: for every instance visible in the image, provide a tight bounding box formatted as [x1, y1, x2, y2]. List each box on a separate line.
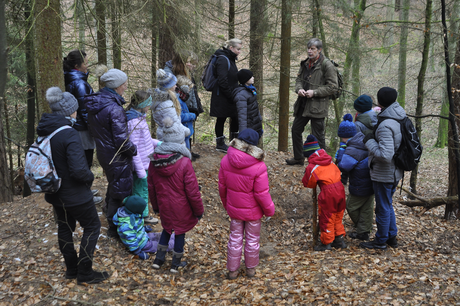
[321, 59, 343, 100]
[376, 116, 423, 171]
[201, 54, 230, 91]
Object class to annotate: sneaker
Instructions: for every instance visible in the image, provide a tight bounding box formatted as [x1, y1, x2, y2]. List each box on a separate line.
[314, 242, 331, 251]
[227, 270, 239, 280]
[386, 236, 398, 248]
[285, 158, 304, 166]
[348, 232, 369, 241]
[91, 189, 99, 196]
[246, 268, 256, 278]
[359, 240, 387, 250]
[144, 216, 159, 225]
[93, 196, 103, 205]
[191, 152, 201, 159]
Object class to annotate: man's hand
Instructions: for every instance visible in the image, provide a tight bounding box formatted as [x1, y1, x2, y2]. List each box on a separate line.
[298, 89, 307, 97]
[305, 90, 314, 98]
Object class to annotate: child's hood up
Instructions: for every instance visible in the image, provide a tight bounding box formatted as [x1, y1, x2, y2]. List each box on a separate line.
[308, 149, 333, 166]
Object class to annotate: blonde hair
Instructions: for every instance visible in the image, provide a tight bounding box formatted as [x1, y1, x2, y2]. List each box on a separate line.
[225, 38, 242, 49]
[168, 89, 181, 117]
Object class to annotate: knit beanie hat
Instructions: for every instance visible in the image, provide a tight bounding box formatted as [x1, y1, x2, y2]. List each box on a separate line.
[338, 114, 357, 138]
[162, 117, 186, 144]
[354, 95, 373, 113]
[237, 69, 253, 85]
[303, 135, 321, 158]
[238, 128, 259, 146]
[123, 195, 147, 215]
[157, 69, 177, 91]
[46, 87, 79, 116]
[377, 87, 398, 108]
[100, 69, 128, 89]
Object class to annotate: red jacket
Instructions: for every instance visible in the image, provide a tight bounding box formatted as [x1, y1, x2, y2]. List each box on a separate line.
[148, 153, 203, 235]
[219, 139, 275, 221]
[302, 149, 342, 188]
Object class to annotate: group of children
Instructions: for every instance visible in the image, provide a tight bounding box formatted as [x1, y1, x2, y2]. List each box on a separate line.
[302, 87, 404, 251]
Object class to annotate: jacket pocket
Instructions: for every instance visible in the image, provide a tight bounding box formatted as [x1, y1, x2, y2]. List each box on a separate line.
[309, 98, 327, 114]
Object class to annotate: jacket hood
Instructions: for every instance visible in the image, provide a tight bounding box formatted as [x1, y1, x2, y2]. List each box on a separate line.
[356, 111, 377, 130]
[36, 113, 73, 136]
[378, 101, 406, 121]
[64, 70, 89, 85]
[227, 138, 264, 169]
[307, 148, 332, 166]
[215, 47, 237, 61]
[346, 132, 366, 150]
[85, 88, 124, 116]
[149, 153, 183, 177]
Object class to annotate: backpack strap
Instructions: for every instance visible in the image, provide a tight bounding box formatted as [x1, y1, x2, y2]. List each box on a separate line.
[217, 55, 231, 71]
[41, 125, 72, 141]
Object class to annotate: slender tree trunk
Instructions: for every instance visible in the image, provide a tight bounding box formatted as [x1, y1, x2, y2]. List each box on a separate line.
[34, 0, 64, 114]
[312, 0, 318, 38]
[194, 0, 202, 50]
[409, 0, 432, 194]
[397, 0, 410, 108]
[0, 0, 13, 202]
[228, 0, 235, 39]
[95, 0, 107, 66]
[111, 1, 121, 69]
[314, 0, 328, 58]
[151, 0, 159, 136]
[77, 0, 85, 50]
[384, 0, 395, 53]
[278, 0, 292, 152]
[158, 0, 176, 69]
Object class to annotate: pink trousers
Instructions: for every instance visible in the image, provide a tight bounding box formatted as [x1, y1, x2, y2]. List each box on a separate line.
[226, 219, 261, 271]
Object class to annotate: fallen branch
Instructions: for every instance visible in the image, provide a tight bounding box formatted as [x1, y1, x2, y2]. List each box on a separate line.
[397, 185, 458, 215]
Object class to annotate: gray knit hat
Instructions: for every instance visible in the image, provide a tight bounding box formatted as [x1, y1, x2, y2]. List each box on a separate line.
[46, 87, 78, 116]
[100, 68, 128, 89]
[156, 69, 177, 91]
[162, 117, 186, 144]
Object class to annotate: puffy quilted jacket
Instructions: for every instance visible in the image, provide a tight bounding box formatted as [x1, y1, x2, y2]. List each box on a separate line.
[219, 139, 275, 221]
[85, 88, 137, 199]
[147, 153, 203, 235]
[232, 86, 263, 134]
[302, 149, 341, 188]
[64, 70, 94, 131]
[113, 206, 148, 254]
[355, 110, 377, 135]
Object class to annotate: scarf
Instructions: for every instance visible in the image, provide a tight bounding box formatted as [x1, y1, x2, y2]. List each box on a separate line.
[126, 108, 145, 121]
[244, 84, 257, 96]
[154, 142, 192, 160]
[104, 87, 126, 104]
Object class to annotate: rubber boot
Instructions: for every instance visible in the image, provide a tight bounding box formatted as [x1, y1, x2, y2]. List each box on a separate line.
[152, 244, 168, 269]
[106, 219, 119, 239]
[64, 252, 78, 279]
[314, 242, 332, 251]
[170, 251, 187, 273]
[230, 132, 239, 141]
[331, 235, 348, 249]
[77, 260, 110, 285]
[216, 136, 228, 153]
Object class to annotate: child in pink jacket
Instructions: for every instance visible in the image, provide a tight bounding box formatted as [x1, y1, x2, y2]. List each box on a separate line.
[127, 90, 160, 224]
[219, 128, 275, 279]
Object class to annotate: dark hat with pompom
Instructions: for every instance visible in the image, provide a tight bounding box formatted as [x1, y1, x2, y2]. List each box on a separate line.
[338, 113, 357, 138]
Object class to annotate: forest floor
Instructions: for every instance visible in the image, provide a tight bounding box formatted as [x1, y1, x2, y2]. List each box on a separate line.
[0, 143, 459, 305]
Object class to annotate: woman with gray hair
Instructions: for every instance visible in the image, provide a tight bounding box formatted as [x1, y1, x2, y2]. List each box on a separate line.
[210, 38, 242, 153]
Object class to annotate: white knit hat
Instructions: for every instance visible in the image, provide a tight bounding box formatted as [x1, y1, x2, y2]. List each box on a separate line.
[46, 87, 78, 116]
[100, 68, 128, 89]
[162, 117, 187, 144]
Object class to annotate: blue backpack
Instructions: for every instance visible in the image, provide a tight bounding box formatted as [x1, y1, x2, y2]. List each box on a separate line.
[201, 54, 230, 91]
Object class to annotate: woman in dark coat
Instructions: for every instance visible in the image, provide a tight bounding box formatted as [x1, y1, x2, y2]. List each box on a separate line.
[85, 69, 137, 238]
[38, 87, 109, 284]
[210, 38, 242, 153]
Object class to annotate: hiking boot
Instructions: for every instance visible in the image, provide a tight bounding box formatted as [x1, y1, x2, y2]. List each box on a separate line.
[216, 136, 228, 153]
[285, 158, 304, 166]
[359, 240, 387, 250]
[107, 226, 119, 239]
[77, 260, 110, 285]
[144, 216, 159, 225]
[91, 189, 99, 196]
[93, 196, 103, 205]
[170, 251, 187, 273]
[246, 268, 256, 278]
[152, 244, 168, 269]
[314, 242, 332, 251]
[386, 236, 398, 248]
[348, 232, 369, 241]
[331, 235, 347, 249]
[227, 270, 239, 280]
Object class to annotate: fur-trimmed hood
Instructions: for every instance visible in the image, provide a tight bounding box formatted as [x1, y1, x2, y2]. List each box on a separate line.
[226, 138, 265, 170]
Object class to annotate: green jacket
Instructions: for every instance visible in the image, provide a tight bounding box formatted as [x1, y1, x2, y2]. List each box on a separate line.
[293, 55, 338, 118]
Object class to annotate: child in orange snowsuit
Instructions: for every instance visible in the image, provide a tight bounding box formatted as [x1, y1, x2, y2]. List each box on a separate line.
[302, 135, 347, 251]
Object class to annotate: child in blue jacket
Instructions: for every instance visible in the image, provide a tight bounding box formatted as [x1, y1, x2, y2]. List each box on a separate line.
[176, 76, 196, 151]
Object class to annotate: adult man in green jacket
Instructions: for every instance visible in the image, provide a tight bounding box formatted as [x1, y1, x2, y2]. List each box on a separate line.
[286, 38, 338, 165]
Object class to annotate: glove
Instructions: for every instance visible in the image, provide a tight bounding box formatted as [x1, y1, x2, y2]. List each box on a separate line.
[144, 225, 153, 232]
[137, 251, 149, 260]
[189, 108, 199, 118]
[363, 132, 375, 144]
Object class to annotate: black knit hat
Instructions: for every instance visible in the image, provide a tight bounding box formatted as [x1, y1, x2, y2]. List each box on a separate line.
[354, 95, 373, 113]
[237, 69, 253, 85]
[377, 87, 398, 108]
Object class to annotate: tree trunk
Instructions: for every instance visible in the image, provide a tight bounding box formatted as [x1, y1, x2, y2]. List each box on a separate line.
[34, 0, 64, 114]
[409, 0, 432, 195]
[111, 0, 122, 69]
[151, 0, 159, 136]
[0, 0, 13, 203]
[384, 0, 395, 53]
[3, 98, 13, 191]
[277, 0, 292, 152]
[228, 0, 235, 39]
[250, 0, 267, 148]
[313, 0, 328, 58]
[77, 0, 85, 50]
[397, 0, 410, 108]
[95, 0, 107, 66]
[158, 0, 176, 69]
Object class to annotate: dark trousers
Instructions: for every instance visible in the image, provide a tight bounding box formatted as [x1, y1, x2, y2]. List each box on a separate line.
[291, 115, 326, 160]
[54, 201, 101, 263]
[104, 185, 124, 230]
[215, 116, 238, 137]
[159, 229, 185, 253]
[84, 149, 94, 169]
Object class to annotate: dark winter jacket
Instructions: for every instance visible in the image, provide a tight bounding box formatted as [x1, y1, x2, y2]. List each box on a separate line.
[85, 88, 137, 199]
[232, 85, 263, 134]
[210, 48, 239, 118]
[64, 70, 94, 131]
[293, 54, 338, 118]
[338, 133, 374, 197]
[36, 113, 94, 207]
[147, 153, 203, 235]
[355, 110, 377, 135]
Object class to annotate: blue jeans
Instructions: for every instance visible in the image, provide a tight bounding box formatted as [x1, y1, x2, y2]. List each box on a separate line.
[373, 181, 398, 244]
[159, 229, 185, 253]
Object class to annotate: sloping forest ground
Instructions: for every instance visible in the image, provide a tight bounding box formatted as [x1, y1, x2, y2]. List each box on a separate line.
[0, 143, 459, 305]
